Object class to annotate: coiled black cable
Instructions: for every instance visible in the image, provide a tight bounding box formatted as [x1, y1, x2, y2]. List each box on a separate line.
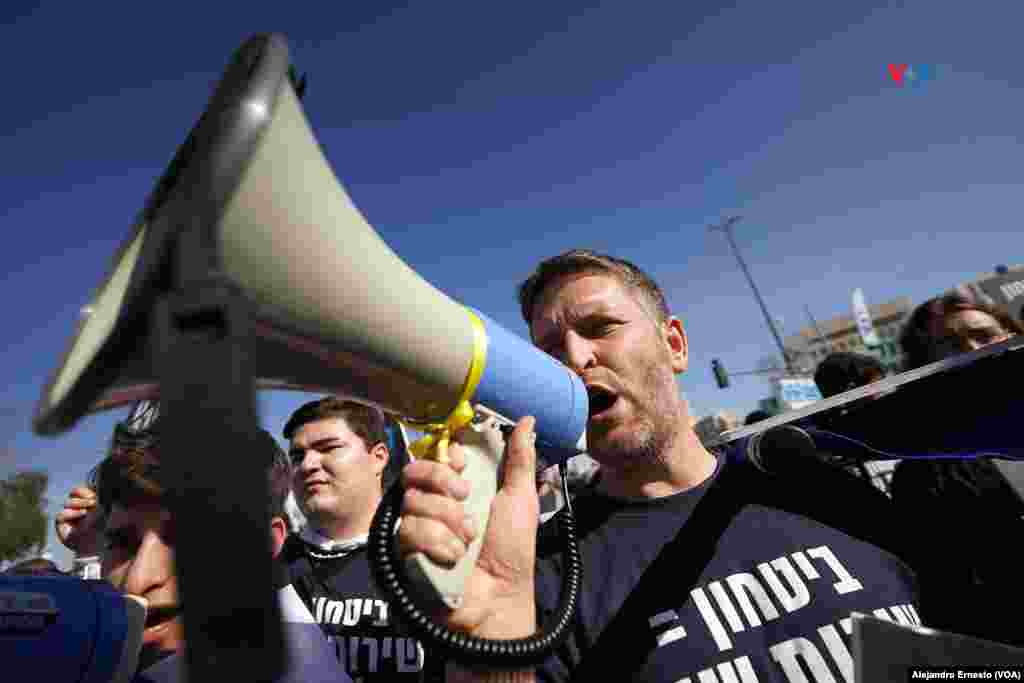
[368, 467, 582, 669]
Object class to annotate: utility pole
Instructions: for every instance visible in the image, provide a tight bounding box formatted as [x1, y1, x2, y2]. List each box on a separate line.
[804, 303, 830, 353]
[708, 216, 794, 374]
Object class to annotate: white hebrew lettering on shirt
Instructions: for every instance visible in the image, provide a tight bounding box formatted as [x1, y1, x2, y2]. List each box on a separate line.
[313, 597, 324, 622]
[674, 656, 760, 683]
[360, 638, 379, 672]
[347, 636, 359, 671]
[817, 624, 853, 683]
[807, 546, 863, 595]
[790, 551, 820, 580]
[869, 604, 921, 626]
[725, 572, 781, 627]
[649, 609, 688, 647]
[770, 637, 838, 683]
[673, 588, 914, 683]
[396, 638, 424, 672]
[343, 598, 364, 626]
[370, 599, 388, 626]
[337, 634, 426, 673]
[313, 597, 390, 627]
[692, 586, 733, 652]
[695, 669, 719, 683]
[650, 610, 678, 628]
[709, 581, 746, 633]
[891, 605, 912, 625]
[758, 557, 811, 613]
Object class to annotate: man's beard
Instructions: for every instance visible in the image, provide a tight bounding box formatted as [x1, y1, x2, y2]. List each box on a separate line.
[588, 407, 676, 466]
[588, 363, 680, 467]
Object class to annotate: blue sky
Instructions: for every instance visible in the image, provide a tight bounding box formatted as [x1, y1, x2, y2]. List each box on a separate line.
[2, 1, 1022, 568]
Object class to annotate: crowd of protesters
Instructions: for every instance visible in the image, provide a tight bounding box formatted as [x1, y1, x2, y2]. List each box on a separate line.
[6, 250, 1021, 682]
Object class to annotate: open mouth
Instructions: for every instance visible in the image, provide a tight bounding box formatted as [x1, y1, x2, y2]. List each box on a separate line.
[586, 385, 619, 420]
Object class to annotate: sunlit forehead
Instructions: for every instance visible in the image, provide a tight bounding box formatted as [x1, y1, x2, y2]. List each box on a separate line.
[531, 273, 641, 339]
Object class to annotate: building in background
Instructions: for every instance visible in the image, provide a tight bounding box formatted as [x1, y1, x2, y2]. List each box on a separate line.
[773, 376, 822, 412]
[784, 297, 913, 376]
[954, 264, 1024, 323]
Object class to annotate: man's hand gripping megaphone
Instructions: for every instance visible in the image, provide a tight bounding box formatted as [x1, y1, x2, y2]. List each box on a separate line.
[398, 412, 542, 646]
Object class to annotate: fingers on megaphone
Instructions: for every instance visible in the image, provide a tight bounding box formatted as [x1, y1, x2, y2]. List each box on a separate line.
[398, 438, 474, 570]
[403, 456, 471, 501]
[401, 488, 477, 556]
[398, 506, 469, 569]
[500, 416, 538, 494]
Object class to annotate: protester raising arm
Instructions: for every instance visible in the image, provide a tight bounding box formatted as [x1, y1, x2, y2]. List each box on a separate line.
[54, 484, 104, 578]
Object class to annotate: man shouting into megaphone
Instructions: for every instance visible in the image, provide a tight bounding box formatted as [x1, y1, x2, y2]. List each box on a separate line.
[397, 250, 920, 683]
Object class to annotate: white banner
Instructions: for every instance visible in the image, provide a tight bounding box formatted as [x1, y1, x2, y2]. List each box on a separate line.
[852, 288, 881, 347]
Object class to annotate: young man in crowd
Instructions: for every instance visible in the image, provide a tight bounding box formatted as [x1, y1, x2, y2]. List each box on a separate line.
[280, 397, 443, 682]
[397, 250, 921, 683]
[55, 413, 344, 682]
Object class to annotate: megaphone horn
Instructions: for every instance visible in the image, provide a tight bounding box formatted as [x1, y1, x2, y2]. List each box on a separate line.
[34, 33, 588, 462]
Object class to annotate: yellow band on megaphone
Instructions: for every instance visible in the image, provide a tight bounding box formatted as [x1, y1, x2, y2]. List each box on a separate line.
[402, 309, 488, 465]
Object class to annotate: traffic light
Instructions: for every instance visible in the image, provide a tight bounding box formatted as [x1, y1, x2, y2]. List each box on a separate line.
[712, 359, 730, 389]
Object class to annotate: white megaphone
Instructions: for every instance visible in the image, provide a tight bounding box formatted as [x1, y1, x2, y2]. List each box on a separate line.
[33, 33, 587, 628]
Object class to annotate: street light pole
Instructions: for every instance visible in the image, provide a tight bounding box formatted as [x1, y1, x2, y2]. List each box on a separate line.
[804, 303, 831, 354]
[708, 215, 794, 374]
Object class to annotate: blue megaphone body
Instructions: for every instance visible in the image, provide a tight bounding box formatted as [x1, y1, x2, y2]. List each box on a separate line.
[468, 309, 589, 466]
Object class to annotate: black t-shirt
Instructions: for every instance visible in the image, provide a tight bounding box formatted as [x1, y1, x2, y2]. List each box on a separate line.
[281, 538, 444, 683]
[535, 456, 920, 683]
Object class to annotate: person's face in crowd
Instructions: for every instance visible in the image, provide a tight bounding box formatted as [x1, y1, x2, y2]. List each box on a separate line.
[846, 367, 888, 403]
[289, 417, 388, 525]
[863, 368, 885, 384]
[101, 497, 288, 670]
[860, 367, 886, 390]
[529, 272, 688, 468]
[935, 308, 1014, 356]
[102, 501, 184, 666]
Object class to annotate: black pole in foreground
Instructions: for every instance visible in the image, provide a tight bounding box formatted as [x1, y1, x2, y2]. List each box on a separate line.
[153, 228, 286, 682]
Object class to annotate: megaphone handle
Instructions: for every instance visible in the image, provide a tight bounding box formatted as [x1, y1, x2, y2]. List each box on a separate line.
[403, 416, 504, 611]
